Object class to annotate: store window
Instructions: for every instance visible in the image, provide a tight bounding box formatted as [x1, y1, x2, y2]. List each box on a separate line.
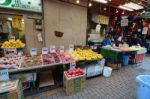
[0, 14, 25, 43]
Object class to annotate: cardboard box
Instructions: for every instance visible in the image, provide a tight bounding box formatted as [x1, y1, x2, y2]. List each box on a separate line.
[107, 62, 121, 70]
[38, 70, 54, 88]
[63, 72, 85, 95]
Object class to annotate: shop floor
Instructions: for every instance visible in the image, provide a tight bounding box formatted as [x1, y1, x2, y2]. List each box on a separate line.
[26, 55, 150, 99]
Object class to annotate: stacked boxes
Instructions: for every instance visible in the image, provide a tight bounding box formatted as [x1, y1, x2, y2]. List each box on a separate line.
[63, 72, 85, 95]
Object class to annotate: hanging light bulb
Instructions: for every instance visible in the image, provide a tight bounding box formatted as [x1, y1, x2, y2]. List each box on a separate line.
[116, 9, 119, 13]
[122, 11, 125, 14]
[89, 2, 92, 7]
[76, 0, 80, 4]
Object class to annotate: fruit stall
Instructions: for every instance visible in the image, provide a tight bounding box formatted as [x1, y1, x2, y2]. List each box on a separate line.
[0, 39, 105, 96]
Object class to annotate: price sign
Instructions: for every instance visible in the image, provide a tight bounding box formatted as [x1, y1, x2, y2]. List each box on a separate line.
[69, 44, 74, 51]
[0, 69, 9, 81]
[4, 48, 17, 56]
[60, 46, 64, 52]
[70, 61, 76, 69]
[42, 47, 48, 54]
[30, 48, 37, 56]
[50, 45, 56, 53]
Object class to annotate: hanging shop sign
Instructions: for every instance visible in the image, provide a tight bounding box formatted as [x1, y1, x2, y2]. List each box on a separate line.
[121, 19, 128, 27]
[96, 15, 109, 25]
[0, 0, 42, 12]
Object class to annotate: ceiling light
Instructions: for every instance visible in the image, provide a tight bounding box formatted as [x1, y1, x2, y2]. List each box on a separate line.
[123, 2, 143, 10]
[8, 18, 12, 21]
[89, 2, 92, 7]
[76, 0, 80, 4]
[92, 0, 108, 4]
[118, 5, 134, 11]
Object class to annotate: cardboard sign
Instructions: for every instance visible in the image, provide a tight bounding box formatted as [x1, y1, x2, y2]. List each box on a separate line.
[0, 69, 9, 81]
[4, 48, 17, 56]
[50, 45, 56, 53]
[30, 48, 37, 56]
[69, 44, 74, 51]
[42, 47, 48, 54]
[70, 61, 76, 69]
[60, 46, 64, 52]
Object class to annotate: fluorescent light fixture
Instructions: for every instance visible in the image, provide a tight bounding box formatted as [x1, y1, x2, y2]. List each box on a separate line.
[123, 2, 143, 10]
[8, 18, 12, 21]
[119, 5, 134, 11]
[92, 0, 108, 4]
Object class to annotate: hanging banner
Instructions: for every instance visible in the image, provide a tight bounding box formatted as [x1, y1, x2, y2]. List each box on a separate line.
[0, 0, 42, 12]
[12, 16, 23, 30]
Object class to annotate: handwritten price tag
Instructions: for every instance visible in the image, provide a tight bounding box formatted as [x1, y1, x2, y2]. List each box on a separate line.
[69, 44, 74, 51]
[70, 61, 76, 69]
[42, 47, 48, 54]
[50, 45, 56, 53]
[60, 46, 64, 52]
[30, 48, 37, 56]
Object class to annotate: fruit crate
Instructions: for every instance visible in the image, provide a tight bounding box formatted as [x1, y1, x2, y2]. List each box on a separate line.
[63, 71, 85, 95]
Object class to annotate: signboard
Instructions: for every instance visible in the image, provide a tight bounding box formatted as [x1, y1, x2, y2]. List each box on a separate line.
[0, 0, 42, 12]
[121, 19, 128, 27]
[0, 69, 9, 81]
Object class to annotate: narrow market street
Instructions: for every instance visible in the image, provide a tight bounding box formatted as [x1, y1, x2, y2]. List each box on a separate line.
[26, 55, 150, 99]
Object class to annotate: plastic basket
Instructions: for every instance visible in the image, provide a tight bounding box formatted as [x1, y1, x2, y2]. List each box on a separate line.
[136, 75, 150, 99]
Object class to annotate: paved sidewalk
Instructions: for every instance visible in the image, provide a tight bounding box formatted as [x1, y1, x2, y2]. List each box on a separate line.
[26, 56, 150, 99]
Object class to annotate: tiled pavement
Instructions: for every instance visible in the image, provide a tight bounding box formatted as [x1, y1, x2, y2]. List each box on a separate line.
[26, 56, 150, 99]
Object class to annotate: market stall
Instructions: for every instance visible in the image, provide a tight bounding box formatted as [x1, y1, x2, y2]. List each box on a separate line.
[100, 45, 147, 69]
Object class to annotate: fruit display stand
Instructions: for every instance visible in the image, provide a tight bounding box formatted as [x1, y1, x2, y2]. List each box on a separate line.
[63, 70, 85, 95]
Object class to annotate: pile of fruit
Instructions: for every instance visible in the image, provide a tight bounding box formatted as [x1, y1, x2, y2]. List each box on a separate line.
[0, 55, 22, 69]
[42, 53, 61, 65]
[21, 55, 42, 67]
[1, 39, 25, 48]
[57, 52, 74, 63]
[68, 49, 103, 61]
[65, 68, 84, 78]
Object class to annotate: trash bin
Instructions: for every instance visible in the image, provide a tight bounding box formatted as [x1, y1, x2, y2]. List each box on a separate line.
[122, 54, 129, 66]
[103, 67, 112, 77]
[136, 75, 150, 99]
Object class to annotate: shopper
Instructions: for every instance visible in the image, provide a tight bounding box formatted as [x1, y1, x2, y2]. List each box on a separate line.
[102, 35, 112, 46]
[131, 34, 142, 46]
